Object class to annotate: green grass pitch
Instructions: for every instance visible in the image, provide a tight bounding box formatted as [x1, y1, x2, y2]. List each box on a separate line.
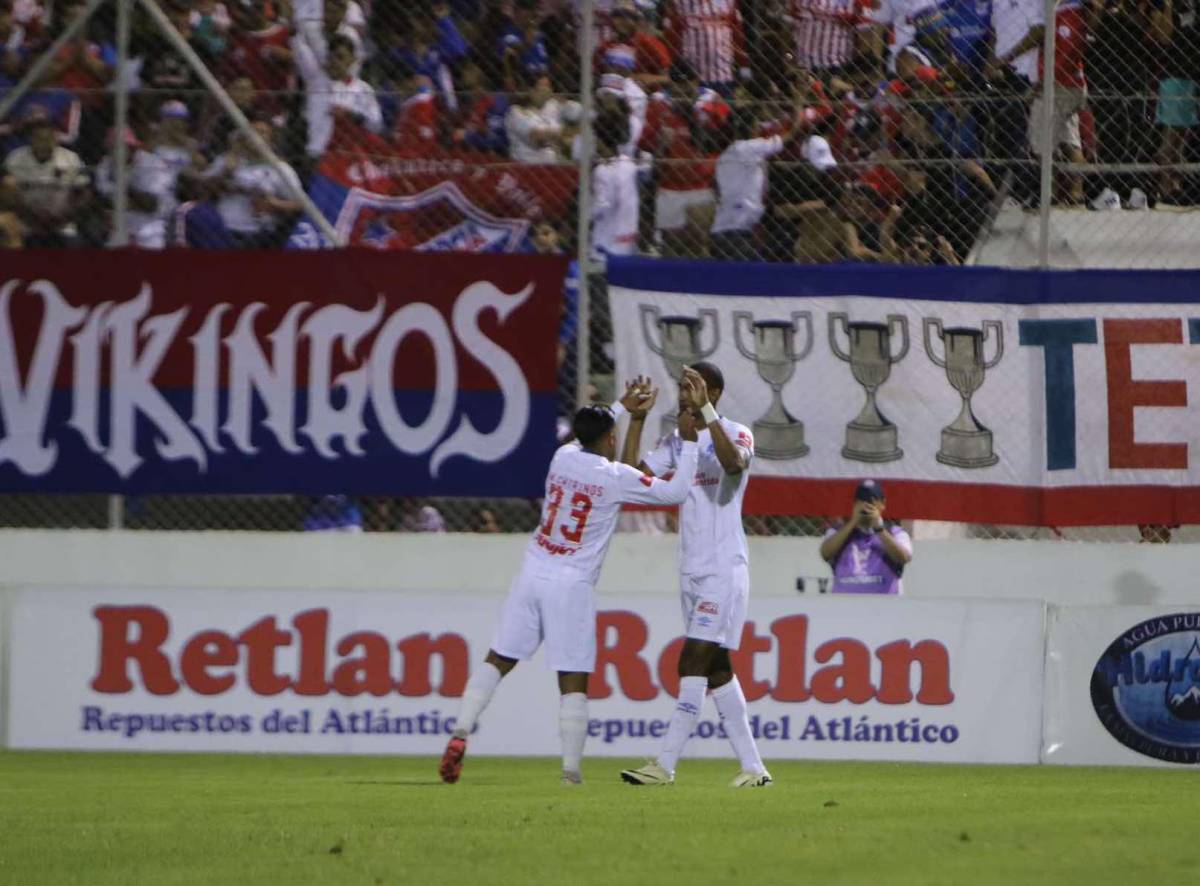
[0, 751, 1192, 885]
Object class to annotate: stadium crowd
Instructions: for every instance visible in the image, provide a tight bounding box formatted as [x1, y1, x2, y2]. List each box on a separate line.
[0, 0, 1195, 258]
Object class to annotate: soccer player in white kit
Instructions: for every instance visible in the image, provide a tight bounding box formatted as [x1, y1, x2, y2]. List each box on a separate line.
[619, 363, 771, 787]
[439, 377, 706, 785]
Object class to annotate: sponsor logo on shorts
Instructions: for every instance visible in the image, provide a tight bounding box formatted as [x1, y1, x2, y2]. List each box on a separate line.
[1091, 612, 1200, 764]
[695, 616, 713, 627]
[639, 476, 653, 487]
[698, 601, 719, 616]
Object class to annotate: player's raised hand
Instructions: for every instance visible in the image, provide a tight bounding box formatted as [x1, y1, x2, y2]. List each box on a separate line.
[632, 385, 658, 418]
[619, 376, 656, 418]
[678, 377, 700, 441]
[680, 367, 710, 412]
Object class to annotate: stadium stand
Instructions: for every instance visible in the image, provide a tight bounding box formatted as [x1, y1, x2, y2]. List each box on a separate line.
[1, 0, 1197, 538]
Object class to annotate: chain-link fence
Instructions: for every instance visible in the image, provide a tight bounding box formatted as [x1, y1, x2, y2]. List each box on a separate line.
[1, 0, 1197, 538]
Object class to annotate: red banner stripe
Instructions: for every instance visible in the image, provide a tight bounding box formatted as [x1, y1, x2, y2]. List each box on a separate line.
[742, 477, 1200, 525]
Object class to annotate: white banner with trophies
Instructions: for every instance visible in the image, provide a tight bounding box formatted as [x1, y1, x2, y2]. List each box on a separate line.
[2, 587, 1044, 763]
[607, 259, 1200, 525]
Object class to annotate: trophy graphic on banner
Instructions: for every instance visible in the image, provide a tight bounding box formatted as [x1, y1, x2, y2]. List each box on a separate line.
[640, 304, 719, 437]
[922, 318, 1003, 468]
[829, 312, 909, 463]
[733, 310, 813, 459]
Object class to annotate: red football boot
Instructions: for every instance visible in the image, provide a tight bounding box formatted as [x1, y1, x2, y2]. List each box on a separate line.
[439, 735, 467, 783]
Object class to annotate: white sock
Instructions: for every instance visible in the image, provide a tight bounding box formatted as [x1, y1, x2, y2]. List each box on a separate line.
[559, 692, 588, 775]
[657, 676, 707, 775]
[712, 677, 765, 775]
[452, 662, 503, 738]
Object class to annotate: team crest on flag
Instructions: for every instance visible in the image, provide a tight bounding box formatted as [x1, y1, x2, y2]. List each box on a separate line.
[335, 183, 530, 253]
[288, 120, 577, 253]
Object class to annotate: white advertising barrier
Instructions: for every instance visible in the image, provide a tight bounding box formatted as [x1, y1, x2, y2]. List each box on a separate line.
[4, 588, 1044, 763]
[1044, 605, 1200, 767]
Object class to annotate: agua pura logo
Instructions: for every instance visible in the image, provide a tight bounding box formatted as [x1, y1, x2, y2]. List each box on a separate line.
[1090, 612, 1200, 764]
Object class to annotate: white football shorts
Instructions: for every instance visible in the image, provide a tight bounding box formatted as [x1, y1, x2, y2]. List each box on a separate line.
[490, 564, 597, 673]
[680, 564, 750, 650]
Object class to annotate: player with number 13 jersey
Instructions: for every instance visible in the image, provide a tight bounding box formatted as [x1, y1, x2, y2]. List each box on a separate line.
[439, 376, 704, 786]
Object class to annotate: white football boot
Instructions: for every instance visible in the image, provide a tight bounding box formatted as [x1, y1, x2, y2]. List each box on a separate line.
[730, 770, 773, 787]
[620, 760, 674, 785]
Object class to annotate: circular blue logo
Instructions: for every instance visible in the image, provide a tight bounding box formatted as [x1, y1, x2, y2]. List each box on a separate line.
[1091, 613, 1200, 764]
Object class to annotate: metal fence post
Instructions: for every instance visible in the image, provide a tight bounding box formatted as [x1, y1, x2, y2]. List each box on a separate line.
[1036, 0, 1058, 267]
[108, 495, 124, 530]
[574, 0, 595, 411]
[112, 0, 131, 248]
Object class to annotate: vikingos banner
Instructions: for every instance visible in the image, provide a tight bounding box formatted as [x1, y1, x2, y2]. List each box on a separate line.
[4, 589, 1044, 763]
[0, 251, 564, 495]
[1044, 606, 1200, 767]
[610, 258, 1200, 525]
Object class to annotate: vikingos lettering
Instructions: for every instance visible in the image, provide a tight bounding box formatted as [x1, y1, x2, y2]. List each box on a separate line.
[89, 607, 469, 697]
[0, 278, 532, 479]
[588, 613, 955, 704]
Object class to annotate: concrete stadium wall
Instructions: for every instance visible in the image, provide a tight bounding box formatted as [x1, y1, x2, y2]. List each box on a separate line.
[0, 529, 1192, 606]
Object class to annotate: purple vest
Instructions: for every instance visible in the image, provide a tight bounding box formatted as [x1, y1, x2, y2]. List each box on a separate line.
[825, 524, 906, 595]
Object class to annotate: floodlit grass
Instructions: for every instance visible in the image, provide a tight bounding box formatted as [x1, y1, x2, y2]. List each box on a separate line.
[0, 751, 1192, 885]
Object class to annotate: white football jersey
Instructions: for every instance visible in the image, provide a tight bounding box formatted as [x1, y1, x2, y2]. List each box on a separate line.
[524, 439, 700, 584]
[644, 416, 753, 576]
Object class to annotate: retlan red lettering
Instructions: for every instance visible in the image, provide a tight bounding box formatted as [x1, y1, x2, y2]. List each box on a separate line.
[589, 610, 657, 700]
[396, 633, 469, 696]
[589, 612, 956, 705]
[331, 631, 393, 696]
[90, 608, 472, 699]
[179, 630, 238, 695]
[91, 606, 180, 695]
[875, 639, 955, 704]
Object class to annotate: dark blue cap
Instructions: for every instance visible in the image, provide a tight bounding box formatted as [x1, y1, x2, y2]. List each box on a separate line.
[854, 479, 885, 502]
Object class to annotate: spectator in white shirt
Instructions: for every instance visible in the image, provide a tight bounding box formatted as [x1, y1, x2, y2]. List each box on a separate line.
[94, 127, 175, 248]
[294, 32, 382, 157]
[290, 0, 366, 75]
[202, 120, 304, 247]
[150, 99, 204, 215]
[505, 73, 564, 163]
[710, 108, 789, 261]
[1, 110, 89, 246]
[590, 107, 640, 262]
[587, 107, 639, 376]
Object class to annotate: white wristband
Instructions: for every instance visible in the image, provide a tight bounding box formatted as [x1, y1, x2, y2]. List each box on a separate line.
[608, 402, 628, 422]
[700, 403, 719, 426]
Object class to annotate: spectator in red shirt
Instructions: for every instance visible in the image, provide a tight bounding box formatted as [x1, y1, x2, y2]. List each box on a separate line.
[596, 1, 672, 91]
[638, 59, 728, 256]
[1031, 0, 1090, 204]
[394, 64, 440, 154]
[38, 0, 112, 163]
[221, 0, 294, 121]
[40, 0, 112, 107]
[662, 0, 748, 95]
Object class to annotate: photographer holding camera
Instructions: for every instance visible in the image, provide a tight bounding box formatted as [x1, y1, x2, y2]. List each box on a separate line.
[818, 479, 913, 595]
